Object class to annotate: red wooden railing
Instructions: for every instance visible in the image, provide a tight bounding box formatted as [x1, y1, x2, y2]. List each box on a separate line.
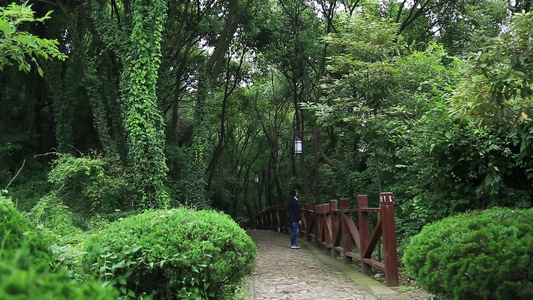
[255, 192, 399, 286]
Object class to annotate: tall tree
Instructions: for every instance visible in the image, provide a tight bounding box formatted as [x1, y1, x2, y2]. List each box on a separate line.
[185, 0, 254, 209]
[123, 0, 169, 208]
[88, 0, 169, 208]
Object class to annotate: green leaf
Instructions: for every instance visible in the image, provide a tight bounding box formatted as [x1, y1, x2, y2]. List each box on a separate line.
[112, 260, 126, 269]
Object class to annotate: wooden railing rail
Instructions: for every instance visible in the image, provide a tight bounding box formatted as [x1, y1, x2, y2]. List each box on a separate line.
[255, 192, 399, 286]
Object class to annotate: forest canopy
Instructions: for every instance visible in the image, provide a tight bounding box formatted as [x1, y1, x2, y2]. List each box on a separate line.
[1, 0, 532, 239]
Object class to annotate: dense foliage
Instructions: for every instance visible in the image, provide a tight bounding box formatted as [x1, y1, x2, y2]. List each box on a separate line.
[1, 0, 531, 226]
[0, 195, 51, 266]
[1, 193, 118, 299]
[403, 207, 533, 300]
[0, 2, 66, 74]
[0, 258, 118, 300]
[46, 153, 126, 216]
[307, 11, 533, 240]
[2, 0, 533, 296]
[84, 208, 257, 299]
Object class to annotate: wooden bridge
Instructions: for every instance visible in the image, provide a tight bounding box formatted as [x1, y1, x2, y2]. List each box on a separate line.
[254, 192, 400, 287]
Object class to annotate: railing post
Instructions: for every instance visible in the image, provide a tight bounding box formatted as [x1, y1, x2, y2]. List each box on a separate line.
[330, 199, 339, 258]
[268, 208, 272, 230]
[340, 198, 352, 264]
[263, 208, 270, 230]
[309, 204, 318, 244]
[323, 201, 332, 255]
[318, 204, 326, 248]
[279, 205, 283, 233]
[380, 192, 399, 287]
[271, 207, 275, 230]
[297, 203, 302, 237]
[279, 205, 284, 232]
[358, 195, 372, 275]
[274, 206, 277, 231]
[317, 204, 324, 250]
[273, 206, 277, 232]
[314, 204, 319, 245]
[281, 204, 286, 233]
[305, 203, 311, 241]
[280, 205, 284, 232]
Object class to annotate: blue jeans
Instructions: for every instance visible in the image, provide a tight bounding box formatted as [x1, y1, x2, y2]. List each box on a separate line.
[291, 222, 299, 245]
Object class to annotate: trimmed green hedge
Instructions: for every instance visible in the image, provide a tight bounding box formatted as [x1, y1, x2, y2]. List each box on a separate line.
[0, 196, 51, 266]
[403, 207, 533, 300]
[84, 208, 257, 299]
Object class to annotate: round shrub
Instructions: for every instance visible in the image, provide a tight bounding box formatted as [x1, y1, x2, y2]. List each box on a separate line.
[403, 207, 533, 300]
[0, 195, 51, 266]
[84, 208, 257, 299]
[0, 259, 119, 300]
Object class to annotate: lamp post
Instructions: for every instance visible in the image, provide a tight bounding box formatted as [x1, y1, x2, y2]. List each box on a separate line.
[294, 128, 320, 205]
[294, 137, 303, 154]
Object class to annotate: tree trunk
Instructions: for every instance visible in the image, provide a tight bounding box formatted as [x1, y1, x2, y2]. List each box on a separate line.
[186, 0, 251, 209]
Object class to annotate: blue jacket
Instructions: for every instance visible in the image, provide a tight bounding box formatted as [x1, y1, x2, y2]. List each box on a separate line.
[288, 196, 302, 222]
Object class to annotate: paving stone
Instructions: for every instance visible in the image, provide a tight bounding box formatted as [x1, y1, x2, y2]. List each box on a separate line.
[247, 230, 378, 300]
[247, 230, 431, 300]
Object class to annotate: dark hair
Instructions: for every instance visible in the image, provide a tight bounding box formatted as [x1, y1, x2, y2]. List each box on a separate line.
[290, 189, 297, 197]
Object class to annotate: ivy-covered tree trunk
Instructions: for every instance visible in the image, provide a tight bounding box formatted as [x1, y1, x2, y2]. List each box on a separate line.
[123, 0, 169, 209]
[49, 66, 75, 154]
[185, 71, 210, 209]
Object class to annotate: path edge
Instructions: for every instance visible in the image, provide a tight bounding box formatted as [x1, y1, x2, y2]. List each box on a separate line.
[298, 237, 400, 299]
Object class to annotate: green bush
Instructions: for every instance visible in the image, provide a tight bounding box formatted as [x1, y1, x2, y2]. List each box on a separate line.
[84, 208, 257, 299]
[0, 254, 119, 300]
[47, 153, 126, 216]
[0, 194, 51, 266]
[403, 207, 533, 300]
[8, 179, 51, 213]
[27, 192, 84, 243]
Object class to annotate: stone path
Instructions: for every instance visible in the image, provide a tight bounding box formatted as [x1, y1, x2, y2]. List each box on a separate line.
[247, 230, 429, 300]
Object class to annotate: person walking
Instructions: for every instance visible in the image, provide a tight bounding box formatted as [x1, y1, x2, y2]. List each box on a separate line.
[288, 188, 302, 249]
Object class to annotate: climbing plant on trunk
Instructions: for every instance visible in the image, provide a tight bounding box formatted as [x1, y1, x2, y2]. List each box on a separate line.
[122, 0, 169, 209]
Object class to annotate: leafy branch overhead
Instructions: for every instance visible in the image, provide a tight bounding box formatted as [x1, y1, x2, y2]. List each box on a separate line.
[452, 11, 533, 125]
[0, 2, 67, 76]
